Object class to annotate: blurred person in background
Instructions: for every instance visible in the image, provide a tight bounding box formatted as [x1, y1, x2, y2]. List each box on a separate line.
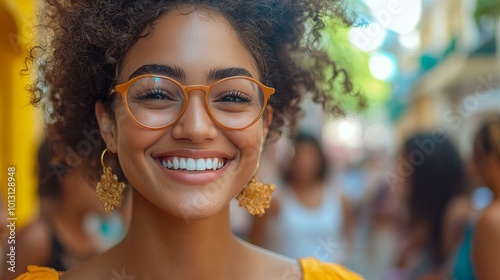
[1, 136, 129, 279]
[347, 149, 400, 280]
[250, 132, 352, 264]
[471, 117, 500, 279]
[389, 133, 470, 280]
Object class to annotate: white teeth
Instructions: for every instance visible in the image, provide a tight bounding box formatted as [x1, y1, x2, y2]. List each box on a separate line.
[196, 159, 206, 170]
[161, 157, 225, 171]
[213, 158, 219, 171]
[186, 158, 196, 171]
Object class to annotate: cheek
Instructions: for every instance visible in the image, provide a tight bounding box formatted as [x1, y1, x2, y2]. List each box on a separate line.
[114, 101, 162, 150]
[114, 112, 164, 180]
[227, 124, 266, 183]
[238, 125, 265, 158]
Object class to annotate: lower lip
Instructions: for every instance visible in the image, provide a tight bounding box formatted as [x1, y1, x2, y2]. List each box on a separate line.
[155, 159, 230, 185]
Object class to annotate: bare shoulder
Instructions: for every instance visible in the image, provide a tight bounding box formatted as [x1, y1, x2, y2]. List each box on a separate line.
[476, 202, 500, 233]
[238, 239, 301, 280]
[474, 202, 500, 244]
[472, 202, 500, 279]
[239, 239, 364, 280]
[1, 220, 52, 278]
[16, 220, 52, 265]
[19, 219, 51, 245]
[59, 259, 103, 280]
[60, 249, 118, 280]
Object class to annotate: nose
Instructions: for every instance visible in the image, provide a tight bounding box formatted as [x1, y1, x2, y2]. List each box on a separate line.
[171, 90, 218, 143]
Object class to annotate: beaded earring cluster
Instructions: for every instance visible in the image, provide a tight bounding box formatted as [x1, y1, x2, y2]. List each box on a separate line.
[236, 176, 276, 216]
[96, 148, 126, 213]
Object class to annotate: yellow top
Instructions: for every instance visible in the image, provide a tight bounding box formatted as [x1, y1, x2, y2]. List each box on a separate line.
[15, 266, 62, 280]
[16, 258, 363, 279]
[299, 257, 363, 280]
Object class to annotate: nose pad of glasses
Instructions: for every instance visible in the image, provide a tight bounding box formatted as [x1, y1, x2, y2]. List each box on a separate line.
[171, 93, 219, 140]
[176, 90, 214, 126]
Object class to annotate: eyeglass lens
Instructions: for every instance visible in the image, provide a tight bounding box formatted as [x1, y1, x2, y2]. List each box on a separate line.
[125, 76, 266, 129]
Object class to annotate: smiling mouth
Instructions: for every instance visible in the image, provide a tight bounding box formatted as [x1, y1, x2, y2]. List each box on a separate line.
[160, 157, 226, 171]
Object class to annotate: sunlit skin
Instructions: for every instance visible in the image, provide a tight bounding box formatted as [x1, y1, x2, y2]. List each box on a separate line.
[106, 10, 266, 221]
[61, 7, 299, 280]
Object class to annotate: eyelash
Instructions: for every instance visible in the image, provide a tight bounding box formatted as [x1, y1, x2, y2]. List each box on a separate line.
[132, 88, 253, 104]
[216, 90, 253, 103]
[134, 89, 176, 101]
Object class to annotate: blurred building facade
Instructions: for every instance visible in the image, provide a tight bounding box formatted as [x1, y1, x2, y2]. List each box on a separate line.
[392, 0, 500, 156]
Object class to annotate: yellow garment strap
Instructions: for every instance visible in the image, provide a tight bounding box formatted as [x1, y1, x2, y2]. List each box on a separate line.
[15, 265, 61, 280]
[300, 257, 364, 280]
[15, 260, 363, 280]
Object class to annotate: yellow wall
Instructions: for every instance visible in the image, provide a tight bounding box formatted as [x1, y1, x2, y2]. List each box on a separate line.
[1, 0, 42, 229]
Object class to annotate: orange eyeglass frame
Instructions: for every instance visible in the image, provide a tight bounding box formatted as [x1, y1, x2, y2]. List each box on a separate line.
[111, 74, 275, 130]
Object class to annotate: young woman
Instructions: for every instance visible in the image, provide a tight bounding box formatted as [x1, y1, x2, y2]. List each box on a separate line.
[18, 0, 364, 279]
[390, 133, 470, 280]
[471, 117, 500, 280]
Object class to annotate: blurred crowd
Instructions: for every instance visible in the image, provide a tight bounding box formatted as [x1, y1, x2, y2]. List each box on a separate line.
[241, 116, 500, 280]
[0, 130, 131, 279]
[2, 116, 499, 280]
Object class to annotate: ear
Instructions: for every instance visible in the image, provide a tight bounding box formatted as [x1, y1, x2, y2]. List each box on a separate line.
[95, 102, 118, 153]
[262, 105, 273, 140]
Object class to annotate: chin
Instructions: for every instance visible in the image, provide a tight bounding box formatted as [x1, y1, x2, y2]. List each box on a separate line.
[154, 193, 230, 221]
[165, 199, 229, 221]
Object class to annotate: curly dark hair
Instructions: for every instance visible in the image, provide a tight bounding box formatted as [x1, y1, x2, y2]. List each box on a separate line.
[27, 0, 364, 180]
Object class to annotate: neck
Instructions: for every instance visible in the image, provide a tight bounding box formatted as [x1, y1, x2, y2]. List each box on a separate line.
[118, 192, 241, 279]
[489, 179, 500, 200]
[485, 159, 500, 200]
[485, 164, 500, 199]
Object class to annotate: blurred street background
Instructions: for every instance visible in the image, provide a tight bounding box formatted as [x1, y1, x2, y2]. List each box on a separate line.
[1, 0, 499, 279]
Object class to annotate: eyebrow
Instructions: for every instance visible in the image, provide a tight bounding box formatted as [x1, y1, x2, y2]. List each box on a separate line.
[128, 64, 254, 82]
[206, 68, 253, 80]
[129, 64, 185, 80]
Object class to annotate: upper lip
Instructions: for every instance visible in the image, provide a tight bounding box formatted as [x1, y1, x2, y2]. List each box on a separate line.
[152, 149, 232, 160]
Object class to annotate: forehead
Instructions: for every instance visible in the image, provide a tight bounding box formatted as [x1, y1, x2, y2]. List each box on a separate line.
[119, 7, 259, 83]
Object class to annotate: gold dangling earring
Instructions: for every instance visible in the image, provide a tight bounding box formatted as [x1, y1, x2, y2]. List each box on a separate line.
[96, 148, 126, 213]
[236, 176, 276, 216]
